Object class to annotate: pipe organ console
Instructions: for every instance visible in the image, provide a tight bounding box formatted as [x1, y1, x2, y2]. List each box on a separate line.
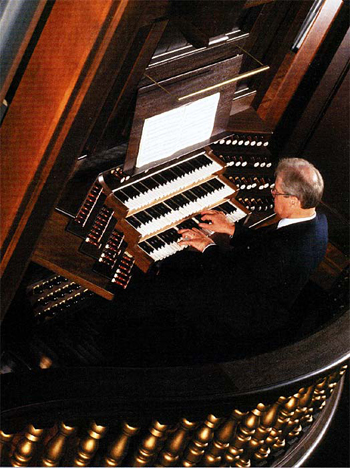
[29, 129, 275, 323]
[60, 149, 248, 290]
[30, 22, 276, 304]
[31, 124, 277, 314]
[27, 129, 276, 323]
[33, 135, 275, 306]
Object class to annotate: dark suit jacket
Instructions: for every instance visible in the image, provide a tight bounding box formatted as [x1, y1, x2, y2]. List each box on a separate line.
[197, 212, 328, 336]
[139, 210, 328, 332]
[108, 213, 328, 364]
[133, 213, 328, 335]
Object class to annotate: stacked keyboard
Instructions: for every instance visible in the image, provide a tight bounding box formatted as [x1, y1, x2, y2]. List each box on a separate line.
[113, 151, 223, 212]
[139, 200, 247, 262]
[125, 177, 233, 238]
[64, 149, 249, 287]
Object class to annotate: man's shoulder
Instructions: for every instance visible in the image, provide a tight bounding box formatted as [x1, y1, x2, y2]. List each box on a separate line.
[315, 212, 328, 228]
[281, 212, 327, 234]
[300, 212, 328, 237]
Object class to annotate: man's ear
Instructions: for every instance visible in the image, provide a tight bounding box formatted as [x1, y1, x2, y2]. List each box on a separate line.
[292, 196, 301, 207]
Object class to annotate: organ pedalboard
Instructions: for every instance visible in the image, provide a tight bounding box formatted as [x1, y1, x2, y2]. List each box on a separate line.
[64, 148, 249, 291]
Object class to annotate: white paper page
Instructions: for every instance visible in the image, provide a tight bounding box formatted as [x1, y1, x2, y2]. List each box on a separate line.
[180, 93, 220, 149]
[136, 93, 220, 168]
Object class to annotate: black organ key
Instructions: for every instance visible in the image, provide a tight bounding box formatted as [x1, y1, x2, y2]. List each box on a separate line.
[142, 177, 158, 190]
[182, 189, 197, 202]
[197, 154, 211, 167]
[194, 213, 203, 222]
[147, 204, 162, 218]
[158, 228, 180, 243]
[153, 173, 168, 186]
[187, 157, 202, 170]
[220, 201, 237, 213]
[153, 203, 171, 216]
[180, 161, 194, 173]
[177, 218, 198, 230]
[205, 179, 219, 191]
[134, 211, 152, 224]
[201, 181, 215, 193]
[115, 190, 128, 203]
[172, 194, 188, 207]
[133, 181, 149, 194]
[161, 168, 177, 182]
[209, 178, 224, 190]
[127, 216, 141, 228]
[191, 185, 207, 197]
[147, 237, 166, 249]
[139, 241, 154, 254]
[215, 204, 228, 214]
[164, 198, 180, 211]
[169, 195, 181, 208]
[171, 165, 186, 177]
[145, 206, 161, 219]
[121, 184, 140, 199]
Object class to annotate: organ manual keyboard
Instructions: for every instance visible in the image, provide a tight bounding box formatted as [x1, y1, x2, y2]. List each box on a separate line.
[55, 148, 248, 287]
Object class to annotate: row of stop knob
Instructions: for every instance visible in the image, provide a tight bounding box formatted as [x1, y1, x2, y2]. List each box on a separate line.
[237, 196, 274, 212]
[217, 154, 272, 168]
[215, 135, 270, 147]
[230, 176, 275, 191]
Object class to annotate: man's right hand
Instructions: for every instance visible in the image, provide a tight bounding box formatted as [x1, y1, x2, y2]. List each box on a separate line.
[199, 210, 235, 236]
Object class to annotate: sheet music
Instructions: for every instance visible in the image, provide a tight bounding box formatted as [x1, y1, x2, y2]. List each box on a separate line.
[136, 93, 220, 168]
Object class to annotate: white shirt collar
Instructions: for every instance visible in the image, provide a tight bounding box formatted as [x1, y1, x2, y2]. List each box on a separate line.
[277, 213, 316, 230]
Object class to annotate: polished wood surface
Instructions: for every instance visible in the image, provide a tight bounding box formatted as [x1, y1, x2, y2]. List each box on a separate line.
[1, 0, 119, 256]
[0, 0, 170, 316]
[32, 210, 114, 300]
[257, 0, 344, 126]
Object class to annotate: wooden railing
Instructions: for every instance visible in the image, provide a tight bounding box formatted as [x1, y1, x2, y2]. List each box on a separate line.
[1, 308, 349, 467]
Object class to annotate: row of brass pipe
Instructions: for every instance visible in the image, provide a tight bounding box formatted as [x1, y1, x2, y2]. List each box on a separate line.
[0, 365, 347, 467]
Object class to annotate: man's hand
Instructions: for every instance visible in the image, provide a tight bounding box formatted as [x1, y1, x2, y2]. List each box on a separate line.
[198, 210, 235, 236]
[178, 228, 214, 252]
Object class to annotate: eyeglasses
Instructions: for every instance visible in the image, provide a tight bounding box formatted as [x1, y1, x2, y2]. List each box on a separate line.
[271, 188, 293, 198]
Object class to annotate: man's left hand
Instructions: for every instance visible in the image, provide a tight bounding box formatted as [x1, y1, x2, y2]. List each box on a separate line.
[178, 228, 214, 252]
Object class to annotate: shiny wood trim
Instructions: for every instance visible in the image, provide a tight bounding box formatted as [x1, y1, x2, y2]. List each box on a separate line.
[32, 211, 114, 300]
[1, 0, 124, 264]
[258, 0, 344, 127]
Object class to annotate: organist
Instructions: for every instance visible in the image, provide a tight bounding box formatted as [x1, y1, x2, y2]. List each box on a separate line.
[103, 158, 328, 364]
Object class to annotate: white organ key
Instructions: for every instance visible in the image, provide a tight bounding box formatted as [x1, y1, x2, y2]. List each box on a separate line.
[128, 178, 235, 238]
[114, 152, 223, 211]
[139, 199, 247, 263]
